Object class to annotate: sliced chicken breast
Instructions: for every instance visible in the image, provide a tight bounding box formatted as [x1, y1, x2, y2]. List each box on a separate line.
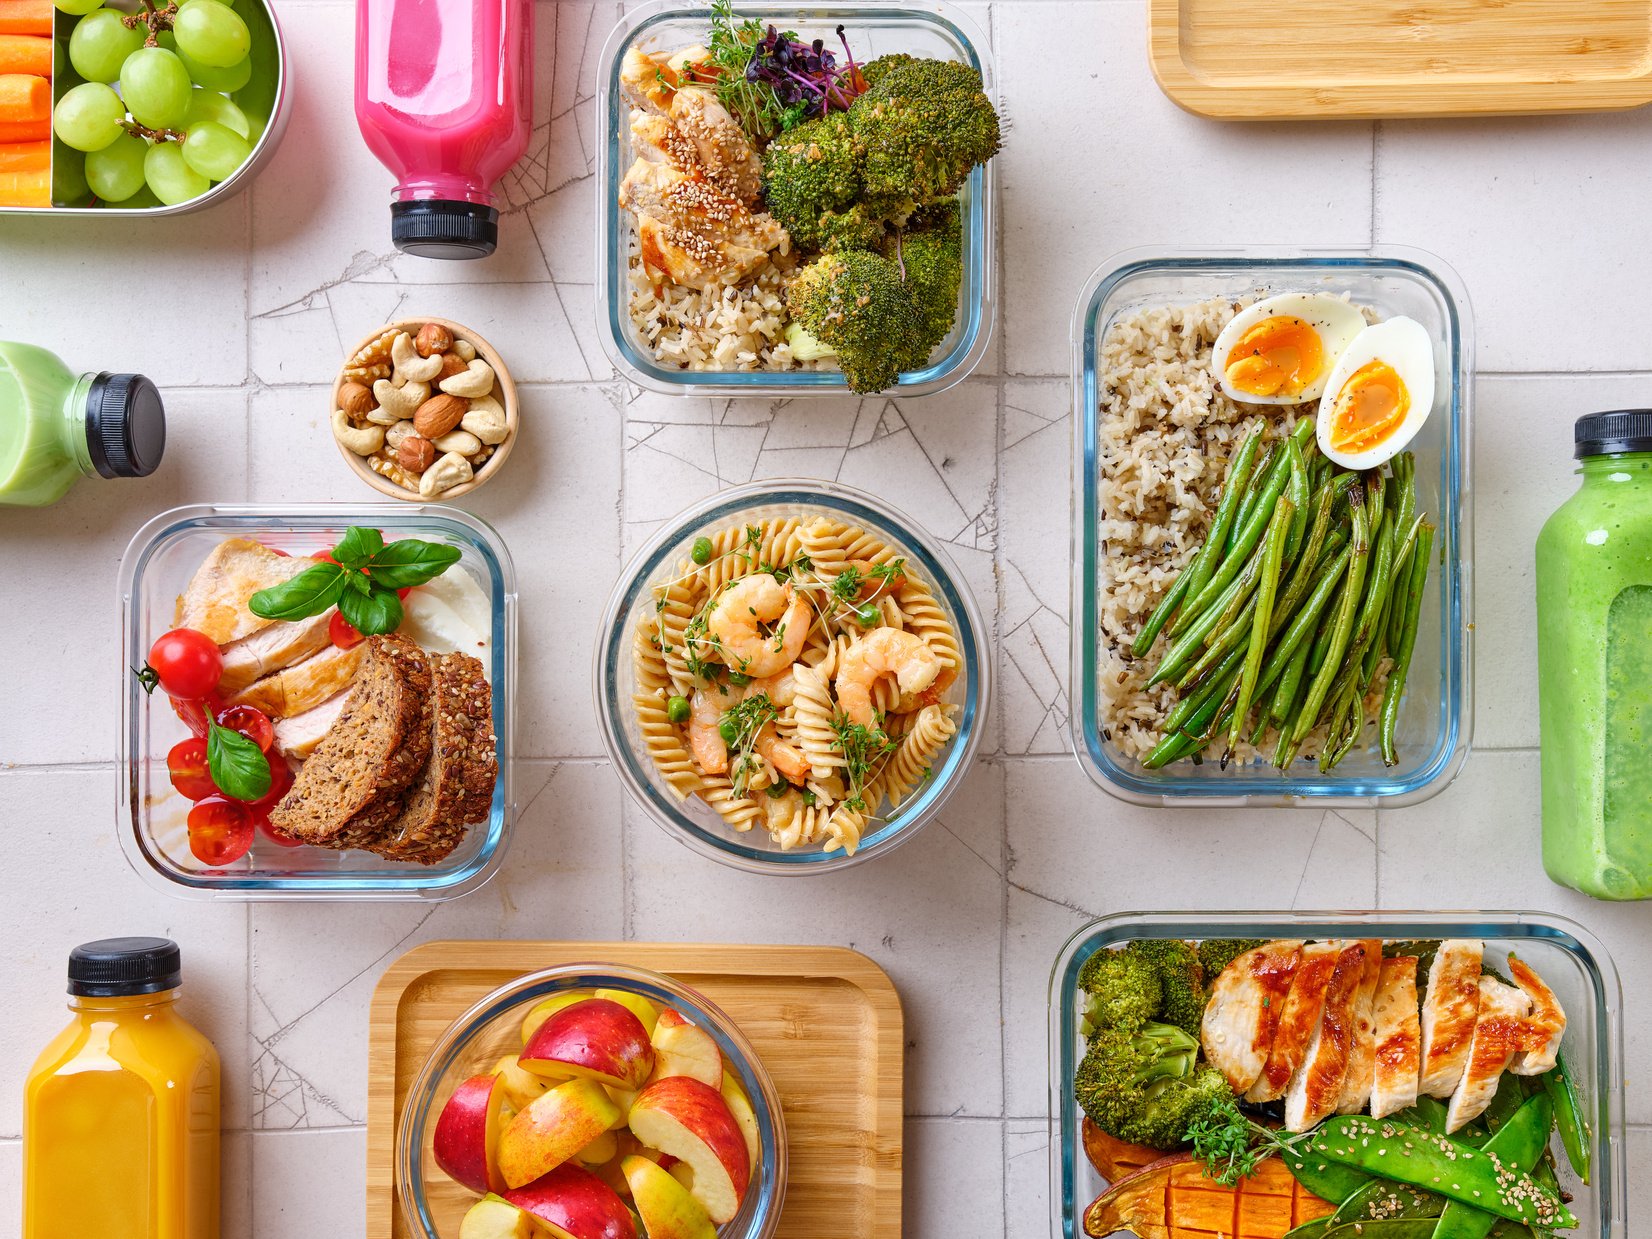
[1419, 939, 1483, 1098]
[1506, 956, 1567, 1076]
[621, 46, 677, 112]
[217, 611, 334, 694]
[1445, 977, 1535, 1132]
[229, 642, 364, 720]
[271, 690, 353, 759]
[1335, 938, 1386, 1114]
[1370, 956, 1422, 1119]
[1246, 941, 1345, 1103]
[669, 88, 764, 205]
[1284, 941, 1370, 1132]
[1200, 940, 1303, 1095]
[176, 538, 310, 645]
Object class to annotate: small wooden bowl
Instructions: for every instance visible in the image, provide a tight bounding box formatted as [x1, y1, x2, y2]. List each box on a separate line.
[330, 316, 520, 503]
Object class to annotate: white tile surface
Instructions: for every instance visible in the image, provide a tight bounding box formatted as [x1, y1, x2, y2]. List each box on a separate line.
[4, 1, 1652, 1235]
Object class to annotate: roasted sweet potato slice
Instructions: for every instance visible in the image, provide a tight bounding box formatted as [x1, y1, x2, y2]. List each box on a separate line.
[1082, 1118, 1165, 1182]
[1084, 1154, 1334, 1239]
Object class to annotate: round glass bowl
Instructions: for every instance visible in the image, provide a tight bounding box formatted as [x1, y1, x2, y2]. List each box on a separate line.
[396, 962, 787, 1239]
[595, 479, 990, 874]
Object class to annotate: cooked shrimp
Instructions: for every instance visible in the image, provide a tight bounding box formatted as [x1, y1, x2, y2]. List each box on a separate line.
[835, 628, 942, 728]
[687, 688, 729, 775]
[745, 668, 798, 709]
[754, 723, 809, 783]
[843, 558, 907, 600]
[705, 576, 812, 678]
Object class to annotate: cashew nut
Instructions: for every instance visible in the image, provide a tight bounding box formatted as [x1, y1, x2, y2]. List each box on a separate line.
[332, 407, 386, 456]
[418, 450, 475, 497]
[438, 359, 496, 399]
[453, 339, 477, 362]
[433, 428, 483, 456]
[391, 331, 443, 386]
[460, 395, 509, 445]
[384, 419, 417, 451]
[372, 378, 429, 424]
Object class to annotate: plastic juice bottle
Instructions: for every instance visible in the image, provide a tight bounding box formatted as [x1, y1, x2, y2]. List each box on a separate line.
[1536, 409, 1652, 900]
[23, 938, 220, 1239]
[354, 0, 533, 259]
[0, 340, 166, 507]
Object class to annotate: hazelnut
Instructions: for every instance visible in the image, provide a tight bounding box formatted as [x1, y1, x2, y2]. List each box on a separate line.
[437, 351, 469, 380]
[413, 392, 468, 439]
[338, 381, 376, 418]
[415, 322, 455, 358]
[397, 434, 437, 473]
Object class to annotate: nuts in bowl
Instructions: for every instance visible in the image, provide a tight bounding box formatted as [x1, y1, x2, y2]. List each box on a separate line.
[331, 317, 519, 501]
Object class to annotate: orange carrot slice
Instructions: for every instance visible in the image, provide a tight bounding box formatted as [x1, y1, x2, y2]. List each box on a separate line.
[0, 0, 51, 36]
[0, 32, 50, 75]
[0, 72, 49, 123]
[0, 165, 49, 206]
[0, 137, 46, 171]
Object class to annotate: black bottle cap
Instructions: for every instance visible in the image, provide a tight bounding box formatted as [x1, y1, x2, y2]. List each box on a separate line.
[84, 373, 166, 479]
[68, 937, 182, 997]
[391, 199, 499, 259]
[1575, 409, 1652, 458]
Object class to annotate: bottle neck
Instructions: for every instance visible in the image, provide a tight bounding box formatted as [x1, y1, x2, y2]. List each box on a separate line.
[1578, 451, 1652, 484]
[69, 987, 181, 1015]
[58, 373, 99, 480]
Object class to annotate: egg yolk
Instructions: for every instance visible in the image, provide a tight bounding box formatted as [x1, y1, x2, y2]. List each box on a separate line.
[1223, 316, 1325, 398]
[1328, 360, 1410, 453]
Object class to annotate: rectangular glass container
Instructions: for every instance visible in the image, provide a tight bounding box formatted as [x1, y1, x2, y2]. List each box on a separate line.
[118, 504, 516, 900]
[594, 1, 996, 397]
[1070, 247, 1474, 806]
[1048, 910, 1626, 1239]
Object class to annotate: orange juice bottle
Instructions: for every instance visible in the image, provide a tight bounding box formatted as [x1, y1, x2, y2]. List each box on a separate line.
[23, 938, 220, 1239]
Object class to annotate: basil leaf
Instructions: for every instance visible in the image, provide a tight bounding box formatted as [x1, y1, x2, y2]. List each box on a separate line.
[207, 720, 271, 803]
[332, 525, 384, 569]
[366, 538, 462, 589]
[339, 585, 403, 636]
[346, 569, 373, 595]
[248, 562, 349, 621]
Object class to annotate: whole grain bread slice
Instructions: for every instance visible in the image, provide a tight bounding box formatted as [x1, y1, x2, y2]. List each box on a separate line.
[269, 633, 432, 849]
[370, 652, 497, 866]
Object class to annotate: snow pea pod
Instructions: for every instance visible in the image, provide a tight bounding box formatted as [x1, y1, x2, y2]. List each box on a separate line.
[1325, 1222, 1441, 1239]
[1282, 1218, 1335, 1239]
[1430, 1093, 1553, 1239]
[1331, 1179, 1444, 1226]
[1541, 1053, 1591, 1184]
[1278, 1145, 1372, 1206]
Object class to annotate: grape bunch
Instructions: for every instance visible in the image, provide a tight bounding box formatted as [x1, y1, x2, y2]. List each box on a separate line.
[51, 0, 260, 207]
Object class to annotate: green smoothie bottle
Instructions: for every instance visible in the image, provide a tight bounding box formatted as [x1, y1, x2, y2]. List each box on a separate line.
[1536, 409, 1652, 900]
[0, 341, 166, 508]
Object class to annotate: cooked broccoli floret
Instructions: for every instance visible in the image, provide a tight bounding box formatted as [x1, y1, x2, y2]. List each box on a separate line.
[784, 322, 837, 361]
[1130, 938, 1207, 1038]
[1075, 1021, 1237, 1150]
[890, 213, 961, 357]
[1196, 938, 1266, 981]
[761, 113, 882, 251]
[857, 52, 918, 89]
[1079, 947, 1163, 1036]
[786, 250, 927, 394]
[852, 56, 1001, 214]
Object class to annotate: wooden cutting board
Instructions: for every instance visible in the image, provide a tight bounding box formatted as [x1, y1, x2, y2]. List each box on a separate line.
[367, 941, 904, 1238]
[1149, 0, 1652, 119]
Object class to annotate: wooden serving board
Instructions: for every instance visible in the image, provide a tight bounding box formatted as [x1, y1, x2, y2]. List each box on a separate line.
[367, 941, 904, 1238]
[1149, 0, 1652, 119]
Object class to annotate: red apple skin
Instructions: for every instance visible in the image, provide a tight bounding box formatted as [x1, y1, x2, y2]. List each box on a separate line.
[626, 1076, 751, 1224]
[622, 1155, 717, 1239]
[497, 1078, 623, 1190]
[504, 1163, 638, 1239]
[434, 1073, 512, 1194]
[521, 999, 654, 1090]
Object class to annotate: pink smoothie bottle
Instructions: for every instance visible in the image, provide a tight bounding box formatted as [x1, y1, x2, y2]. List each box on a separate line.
[355, 0, 533, 259]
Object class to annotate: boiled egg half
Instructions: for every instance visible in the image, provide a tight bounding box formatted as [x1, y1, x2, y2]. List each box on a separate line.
[1210, 293, 1367, 405]
[1314, 317, 1436, 471]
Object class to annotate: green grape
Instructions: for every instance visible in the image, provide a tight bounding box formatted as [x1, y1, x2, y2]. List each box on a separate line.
[177, 47, 250, 92]
[143, 141, 209, 205]
[53, 82, 126, 152]
[120, 46, 192, 129]
[157, 30, 175, 49]
[53, 0, 103, 16]
[184, 89, 249, 138]
[172, 0, 249, 68]
[69, 9, 145, 84]
[118, 183, 163, 209]
[180, 120, 248, 180]
[51, 139, 91, 204]
[86, 132, 149, 201]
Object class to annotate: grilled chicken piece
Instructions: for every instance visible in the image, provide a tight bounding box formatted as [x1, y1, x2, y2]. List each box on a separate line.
[1369, 956, 1422, 1119]
[1200, 941, 1304, 1095]
[1335, 939, 1385, 1114]
[1507, 956, 1567, 1076]
[1284, 942, 1369, 1132]
[620, 159, 785, 289]
[621, 46, 678, 112]
[229, 643, 364, 720]
[1445, 978, 1536, 1132]
[217, 612, 334, 694]
[667, 88, 764, 205]
[176, 538, 311, 645]
[271, 690, 353, 759]
[1419, 940, 1483, 1097]
[1246, 942, 1345, 1104]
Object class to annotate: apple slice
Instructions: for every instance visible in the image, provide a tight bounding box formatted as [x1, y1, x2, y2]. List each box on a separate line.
[521, 990, 592, 1047]
[498, 1078, 624, 1189]
[719, 1070, 761, 1173]
[462, 1193, 535, 1239]
[576, 1129, 619, 1165]
[434, 1072, 513, 1194]
[646, 1010, 721, 1088]
[594, 988, 661, 1037]
[494, 1054, 554, 1112]
[622, 1154, 717, 1239]
[504, 1163, 637, 1239]
[627, 1077, 751, 1224]
[522, 999, 654, 1091]
[603, 1086, 638, 1131]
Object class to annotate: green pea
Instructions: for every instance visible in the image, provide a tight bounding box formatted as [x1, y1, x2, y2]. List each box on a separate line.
[765, 782, 790, 799]
[718, 720, 738, 745]
[727, 671, 751, 687]
[801, 788, 817, 807]
[855, 602, 879, 627]
[666, 695, 690, 724]
[691, 536, 713, 565]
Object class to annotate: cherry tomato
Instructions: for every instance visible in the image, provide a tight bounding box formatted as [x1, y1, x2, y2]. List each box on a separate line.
[216, 704, 275, 753]
[311, 549, 341, 566]
[187, 796, 254, 867]
[146, 628, 222, 700]
[166, 737, 217, 800]
[265, 544, 291, 557]
[259, 819, 305, 848]
[398, 587, 412, 600]
[170, 692, 224, 739]
[243, 755, 293, 812]
[329, 610, 365, 650]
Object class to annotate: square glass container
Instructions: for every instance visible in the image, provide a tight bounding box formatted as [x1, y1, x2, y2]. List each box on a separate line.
[1048, 911, 1627, 1239]
[1070, 247, 1474, 806]
[594, 1, 996, 397]
[118, 504, 517, 900]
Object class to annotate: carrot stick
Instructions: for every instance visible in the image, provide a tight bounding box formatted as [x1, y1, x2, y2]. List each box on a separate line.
[0, 73, 49, 122]
[0, 0, 52, 36]
[0, 34, 51, 76]
[0, 117, 47, 142]
[0, 137, 46, 171]
[0, 165, 48, 205]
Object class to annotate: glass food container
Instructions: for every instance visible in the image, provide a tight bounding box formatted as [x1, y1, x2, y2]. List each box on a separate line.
[117, 503, 517, 900]
[1048, 910, 1626, 1239]
[396, 961, 787, 1239]
[594, 1, 996, 397]
[595, 479, 990, 874]
[1070, 247, 1474, 806]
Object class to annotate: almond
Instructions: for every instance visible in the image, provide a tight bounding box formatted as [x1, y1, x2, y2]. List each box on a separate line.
[437, 351, 469, 380]
[415, 322, 455, 358]
[413, 392, 468, 439]
[397, 434, 437, 473]
[338, 380, 376, 417]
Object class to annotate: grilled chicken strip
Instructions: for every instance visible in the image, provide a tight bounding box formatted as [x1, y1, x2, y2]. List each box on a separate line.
[1369, 956, 1422, 1119]
[229, 642, 364, 720]
[1246, 942, 1345, 1103]
[217, 611, 334, 694]
[1445, 977, 1536, 1132]
[1200, 941, 1304, 1095]
[620, 159, 786, 289]
[1507, 956, 1567, 1076]
[1284, 941, 1370, 1132]
[177, 537, 312, 646]
[1335, 938, 1385, 1114]
[1419, 940, 1483, 1097]
[271, 689, 353, 760]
